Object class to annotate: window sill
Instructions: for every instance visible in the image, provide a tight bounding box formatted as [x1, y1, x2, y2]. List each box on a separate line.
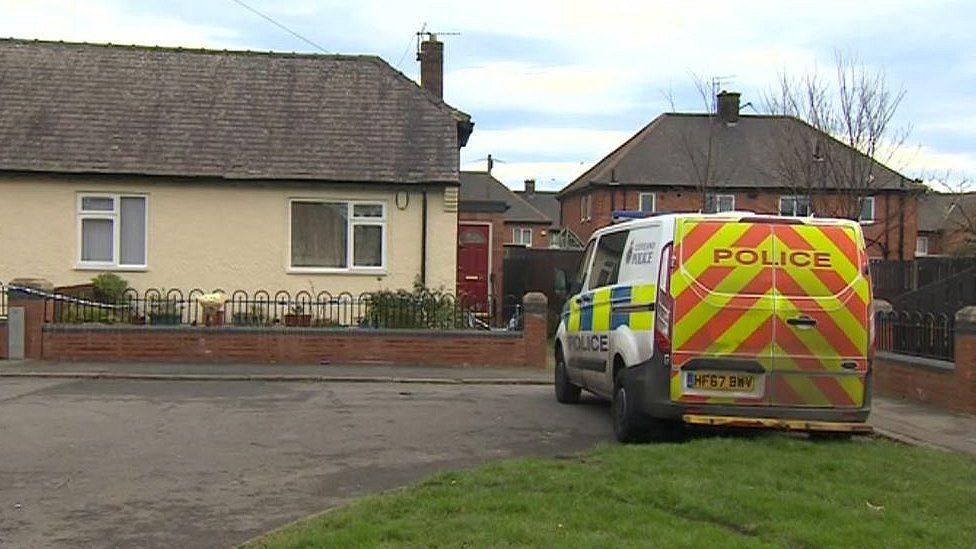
[859, 220, 875, 225]
[74, 264, 148, 272]
[287, 267, 388, 276]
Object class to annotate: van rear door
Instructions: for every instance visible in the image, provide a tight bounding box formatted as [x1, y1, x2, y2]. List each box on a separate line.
[670, 217, 775, 406]
[770, 221, 870, 408]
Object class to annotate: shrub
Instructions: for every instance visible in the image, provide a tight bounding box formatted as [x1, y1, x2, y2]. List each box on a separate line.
[91, 273, 129, 303]
[363, 281, 465, 329]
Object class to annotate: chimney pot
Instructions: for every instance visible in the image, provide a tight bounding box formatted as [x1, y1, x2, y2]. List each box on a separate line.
[716, 90, 741, 124]
[417, 38, 444, 99]
[524, 179, 536, 194]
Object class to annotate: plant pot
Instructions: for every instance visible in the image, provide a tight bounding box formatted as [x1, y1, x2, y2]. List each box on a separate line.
[203, 309, 225, 327]
[284, 313, 312, 327]
[149, 313, 181, 325]
[232, 313, 262, 326]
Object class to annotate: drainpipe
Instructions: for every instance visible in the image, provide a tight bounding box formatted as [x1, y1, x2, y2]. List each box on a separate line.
[898, 192, 905, 260]
[421, 190, 428, 286]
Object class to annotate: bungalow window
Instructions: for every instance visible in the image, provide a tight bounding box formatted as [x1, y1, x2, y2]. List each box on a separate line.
[512, 227, 532, 247]
[705, 193, 735, 213]
[859, 196, 875, 223]
[779, 195, 812, 217]
[639, 192, 656, 213]
[77, 194, 147, 268]
[290, 200, 385, 271]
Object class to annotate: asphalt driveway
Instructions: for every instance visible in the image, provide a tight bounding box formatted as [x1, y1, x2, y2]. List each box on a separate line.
[0, 377, 610, 548]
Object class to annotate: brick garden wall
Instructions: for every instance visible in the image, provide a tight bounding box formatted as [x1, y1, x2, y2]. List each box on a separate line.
[11, 289, 549, 369]
[41, 326, 542, 368]
[873, 307, 976, 416]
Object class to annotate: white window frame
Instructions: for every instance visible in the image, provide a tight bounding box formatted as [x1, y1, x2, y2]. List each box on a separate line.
[639, 192, 656, 213]
[916, 236, 929, 257]
[580, 193, 592, 222]
[287, 199, 387, 274]
[779, 195, 812, 217]
[859, 196, 875, 224]
[76, 193, 149, 270]
[706, 193, 735, 213]
[512, 227, 533, 247]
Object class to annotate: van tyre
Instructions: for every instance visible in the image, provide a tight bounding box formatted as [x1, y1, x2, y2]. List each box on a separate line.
[612, 382, 648, 443]
[554, 351, 581, 404]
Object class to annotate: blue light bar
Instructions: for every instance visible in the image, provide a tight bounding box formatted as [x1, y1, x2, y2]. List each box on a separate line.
[611, 210, 650, 223]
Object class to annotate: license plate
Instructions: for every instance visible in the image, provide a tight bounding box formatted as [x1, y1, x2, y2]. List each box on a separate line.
[685, 371, 757, 392]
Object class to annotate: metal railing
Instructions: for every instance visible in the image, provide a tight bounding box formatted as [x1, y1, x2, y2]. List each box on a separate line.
[43, 287, 519, 331]
[875, 310, 954, 361]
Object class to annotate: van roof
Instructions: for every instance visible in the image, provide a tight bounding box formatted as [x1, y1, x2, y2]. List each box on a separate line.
[588, 211, 862, 241]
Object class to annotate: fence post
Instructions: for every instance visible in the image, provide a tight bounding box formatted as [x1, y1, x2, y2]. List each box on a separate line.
[8, 278, 53, 360]
[522, 292, 548, 369]
[953, 307, 976, 415]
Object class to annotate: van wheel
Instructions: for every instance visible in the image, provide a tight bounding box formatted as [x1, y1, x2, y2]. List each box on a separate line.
[612, 382, 647, 443]
[554, 351, 581, 404]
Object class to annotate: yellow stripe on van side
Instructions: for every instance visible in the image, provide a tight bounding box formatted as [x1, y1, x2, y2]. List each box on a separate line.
[591, 287, 612, 332]
[629, 283, 656, 331]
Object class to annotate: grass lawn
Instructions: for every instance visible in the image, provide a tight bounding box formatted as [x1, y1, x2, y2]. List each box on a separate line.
[250, 435, 976, 548]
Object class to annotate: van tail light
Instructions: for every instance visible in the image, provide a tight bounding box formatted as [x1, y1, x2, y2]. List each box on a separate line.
[862, 252, 875, 366]
[654, 242, 674, 355]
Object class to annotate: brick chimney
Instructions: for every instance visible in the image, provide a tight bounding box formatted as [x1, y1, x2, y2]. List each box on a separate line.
[524, 179, 536, 194]
[417, 36, 444, 99]
[716, 90, 740, 124]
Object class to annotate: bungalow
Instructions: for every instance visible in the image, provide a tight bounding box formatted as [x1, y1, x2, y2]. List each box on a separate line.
[0, 38, 472, 295]
[558, 91, 921, 259]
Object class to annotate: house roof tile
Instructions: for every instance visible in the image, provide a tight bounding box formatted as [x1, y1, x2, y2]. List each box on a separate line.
[559, 113, 912, 196]
[0, 39, 470, 183]
[459, 171, 550, 224]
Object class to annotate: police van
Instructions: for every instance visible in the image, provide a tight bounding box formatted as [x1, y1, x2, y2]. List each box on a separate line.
[555, 211, 874, 442]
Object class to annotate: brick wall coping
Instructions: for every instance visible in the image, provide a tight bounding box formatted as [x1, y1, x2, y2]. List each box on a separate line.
[877, 351, 955, 372]
[42, 323, 523, 339]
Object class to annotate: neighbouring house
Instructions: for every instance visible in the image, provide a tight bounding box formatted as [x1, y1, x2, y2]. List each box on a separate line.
[514, 179, 583, 250]
[0, 38, 473, 295]
[916, 192, 976, 256]
[557, 91, 921, 259]
[457, 170, 552, 309]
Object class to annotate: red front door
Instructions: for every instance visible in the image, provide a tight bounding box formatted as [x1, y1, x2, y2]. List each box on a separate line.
[457, 223, 490, 311]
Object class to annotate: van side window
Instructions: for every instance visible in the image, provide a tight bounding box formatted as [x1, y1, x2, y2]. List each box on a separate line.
[573, 240, 595, 294]
[588, 231, 629, 290]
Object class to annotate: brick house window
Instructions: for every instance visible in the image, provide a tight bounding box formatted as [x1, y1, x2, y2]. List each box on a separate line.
[512, 227, 532, 247]
[779, 195, 812, 217]
[77, 193, 148, 268]
[705, 193, 735, 213]
[289, 200, 386, 271]
[916, 236, 929, 256]
[639, 192, 656, 213]
[859, 196, 875, 223]
[580, 193, 592, 222]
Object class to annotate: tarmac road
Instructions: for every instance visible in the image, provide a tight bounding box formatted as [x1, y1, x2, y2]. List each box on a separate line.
[0, 376, 610, 548]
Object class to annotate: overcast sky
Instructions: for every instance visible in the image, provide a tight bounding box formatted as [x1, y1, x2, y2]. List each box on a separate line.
[3, 0, 974, 191]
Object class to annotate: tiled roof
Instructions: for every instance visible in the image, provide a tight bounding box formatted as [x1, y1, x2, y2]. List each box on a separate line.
[459, 171, 550, 223]
[918, 192, 976, 232]
[559, 113, 911, 196]
[514, 189, 560, 227]
[0, 39, 470, 183]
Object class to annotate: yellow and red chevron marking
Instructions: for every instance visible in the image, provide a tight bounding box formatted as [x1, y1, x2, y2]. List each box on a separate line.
[668, 216, 869, 408]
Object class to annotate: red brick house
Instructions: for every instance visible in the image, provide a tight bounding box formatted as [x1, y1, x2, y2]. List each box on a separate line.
[457, 170, 552, 310]
[916, 192, 976, 256]
[558, 92, 921, 259]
